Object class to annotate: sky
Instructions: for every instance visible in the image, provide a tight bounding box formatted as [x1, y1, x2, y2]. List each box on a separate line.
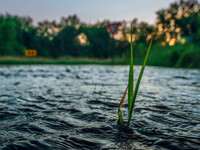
[0, 0, 179, 25]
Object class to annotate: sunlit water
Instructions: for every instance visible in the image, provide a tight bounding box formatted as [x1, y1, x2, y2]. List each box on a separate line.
[0, 65, 199, 150]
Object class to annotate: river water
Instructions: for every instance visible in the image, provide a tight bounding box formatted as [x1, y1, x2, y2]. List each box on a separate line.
[0, 65, 199, 150]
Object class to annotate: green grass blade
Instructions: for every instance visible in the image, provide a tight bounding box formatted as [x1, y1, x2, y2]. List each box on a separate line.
[118, 109, 124, 126]
[128, 24, 134, 118]
[128, 39, 153, 125]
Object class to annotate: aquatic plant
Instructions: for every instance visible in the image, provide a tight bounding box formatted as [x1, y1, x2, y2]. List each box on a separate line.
[118, 25, 152, 127]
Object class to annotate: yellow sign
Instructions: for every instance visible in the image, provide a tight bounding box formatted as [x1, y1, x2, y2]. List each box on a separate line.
[25, 49, 37, 57]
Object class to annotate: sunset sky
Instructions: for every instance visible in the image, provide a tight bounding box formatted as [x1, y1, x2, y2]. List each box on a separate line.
[0, 0, 191, 25]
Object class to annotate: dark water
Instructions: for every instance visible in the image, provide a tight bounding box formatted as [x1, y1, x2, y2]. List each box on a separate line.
[0, 65, 199, 150]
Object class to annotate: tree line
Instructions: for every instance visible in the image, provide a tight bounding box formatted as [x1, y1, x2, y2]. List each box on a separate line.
[0, 0, 200, 67]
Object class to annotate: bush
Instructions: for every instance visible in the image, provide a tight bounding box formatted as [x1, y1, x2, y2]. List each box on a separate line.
[176, 49, 200, 68]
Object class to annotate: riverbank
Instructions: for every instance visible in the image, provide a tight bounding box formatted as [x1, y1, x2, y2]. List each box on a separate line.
[0, 56, 199, 68]
[0, 56, 121, 65]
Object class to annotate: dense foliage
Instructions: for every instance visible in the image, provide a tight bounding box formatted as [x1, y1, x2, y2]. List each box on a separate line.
[0, 0, 200, 68]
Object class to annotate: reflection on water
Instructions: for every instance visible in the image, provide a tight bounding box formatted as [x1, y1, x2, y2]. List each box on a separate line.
[0, 65, 200, 150]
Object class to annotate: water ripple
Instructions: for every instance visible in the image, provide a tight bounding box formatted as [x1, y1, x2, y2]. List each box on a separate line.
[0, 65, 200, 150]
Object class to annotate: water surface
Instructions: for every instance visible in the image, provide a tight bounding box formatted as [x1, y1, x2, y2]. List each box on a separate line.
[0, 65, 200, 150]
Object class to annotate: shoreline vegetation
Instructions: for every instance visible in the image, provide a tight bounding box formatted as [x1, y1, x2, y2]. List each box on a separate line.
[1, 42, 200, 68]
[0, 53, 199, 69]
[1, 0, 200, 68]
[0, 56, 114, 65]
